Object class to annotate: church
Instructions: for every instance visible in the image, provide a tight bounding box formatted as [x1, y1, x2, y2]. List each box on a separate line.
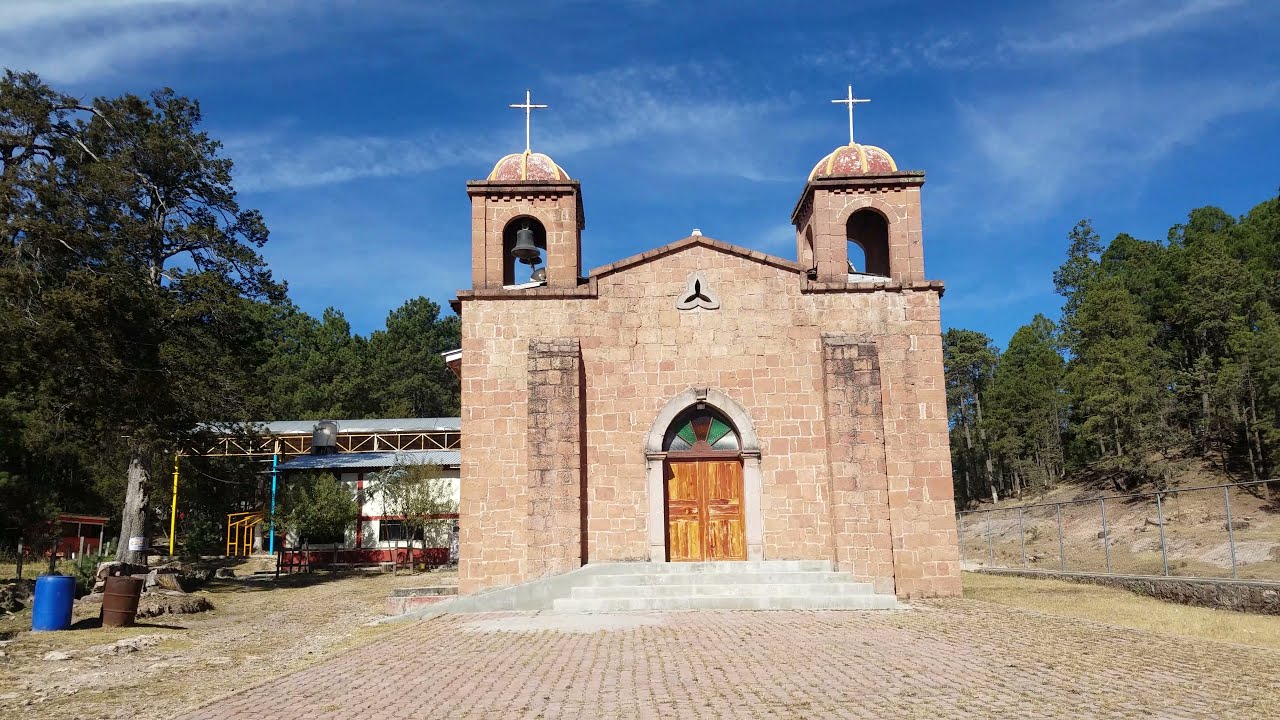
[452, 89, 961, 600]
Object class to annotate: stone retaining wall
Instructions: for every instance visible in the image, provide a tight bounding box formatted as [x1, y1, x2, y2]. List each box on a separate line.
[977, 568, 1280, 615]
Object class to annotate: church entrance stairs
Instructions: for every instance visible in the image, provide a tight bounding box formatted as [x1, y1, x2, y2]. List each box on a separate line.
[383, 560, 900, 618]
[551, 560, 899, 612]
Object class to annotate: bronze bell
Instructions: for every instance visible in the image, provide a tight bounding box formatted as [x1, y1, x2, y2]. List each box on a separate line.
[511, 223, 541, 265]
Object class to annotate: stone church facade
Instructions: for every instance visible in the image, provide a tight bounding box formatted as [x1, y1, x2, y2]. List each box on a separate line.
[453, 140, 961, 600]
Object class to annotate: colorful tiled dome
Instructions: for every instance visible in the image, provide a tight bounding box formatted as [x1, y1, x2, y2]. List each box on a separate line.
[487, 150, 570, 182]
[808, 143, 897, 180]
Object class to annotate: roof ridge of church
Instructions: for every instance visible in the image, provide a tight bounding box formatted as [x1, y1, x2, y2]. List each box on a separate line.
[589, 235, 801, 279]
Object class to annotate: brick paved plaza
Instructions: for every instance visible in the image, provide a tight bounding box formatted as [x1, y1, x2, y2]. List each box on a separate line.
[186, 601, 1280, 719]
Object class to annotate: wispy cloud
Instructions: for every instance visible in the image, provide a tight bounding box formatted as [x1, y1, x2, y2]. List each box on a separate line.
[806, 0, 1260, 77]
[938, 75, 1280, 224]
[1006, 0, 1247, 55]
[542, 63, 804, 182]
[806, 32, 989, 77]
[226, 61, 811, 192]
[224, 130, 496, 193]
[0, 0, 271, 84]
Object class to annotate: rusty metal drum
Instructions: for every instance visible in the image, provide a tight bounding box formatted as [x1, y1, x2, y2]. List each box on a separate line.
[101, 575, 144, 628]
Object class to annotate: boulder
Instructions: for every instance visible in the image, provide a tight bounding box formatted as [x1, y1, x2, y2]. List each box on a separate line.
[135, 592, 213, 618]
[143, 568, 186, 592]
[0, 580, 34, 614]
[214, 568, 236, 579]
[92, 561, 149, 594]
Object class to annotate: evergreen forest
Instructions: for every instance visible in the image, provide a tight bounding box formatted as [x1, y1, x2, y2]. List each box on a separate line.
[946, 198, 1280, 508]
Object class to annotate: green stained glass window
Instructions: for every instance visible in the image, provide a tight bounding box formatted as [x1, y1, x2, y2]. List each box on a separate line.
[663, 408, 740, 452]
[676, 423, 697, 446]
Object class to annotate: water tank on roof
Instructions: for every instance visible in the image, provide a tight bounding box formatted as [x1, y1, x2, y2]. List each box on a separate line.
[312, 420, 339, 455]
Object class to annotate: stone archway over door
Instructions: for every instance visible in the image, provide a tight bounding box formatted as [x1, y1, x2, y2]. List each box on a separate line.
[645, 389, 763, 561]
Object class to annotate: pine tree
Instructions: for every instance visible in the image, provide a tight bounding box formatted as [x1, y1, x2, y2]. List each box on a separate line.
[0, 72, 282, 563]
[984, 315, 1066, 494]
[942, 329, 998, 505]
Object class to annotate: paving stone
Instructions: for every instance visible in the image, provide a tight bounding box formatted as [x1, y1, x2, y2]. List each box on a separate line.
[183, 600, 1280, 719]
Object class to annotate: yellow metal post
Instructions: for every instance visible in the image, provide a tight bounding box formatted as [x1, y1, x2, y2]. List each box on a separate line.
[169, 453, 180, 556]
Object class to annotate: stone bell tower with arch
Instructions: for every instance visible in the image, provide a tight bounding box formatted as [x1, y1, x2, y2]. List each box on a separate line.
[793, 85, 925, 285]
[467, 90, 585, 290]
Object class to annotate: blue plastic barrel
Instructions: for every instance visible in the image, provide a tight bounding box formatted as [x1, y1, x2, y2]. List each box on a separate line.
[31, 575, 76, 632]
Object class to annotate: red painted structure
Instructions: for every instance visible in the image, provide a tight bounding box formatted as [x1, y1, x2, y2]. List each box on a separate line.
[55, 513, 108, 559]
[280, 546, 451, 567]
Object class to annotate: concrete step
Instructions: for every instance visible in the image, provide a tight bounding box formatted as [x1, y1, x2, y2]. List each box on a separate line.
[385, 594, 454, 616]
[389, 586, 458, 598]
[570, 582, 877, 600]
[584, 571, 857, 587]
[552, 594, 899, 612]
[627, 560, 833, 574]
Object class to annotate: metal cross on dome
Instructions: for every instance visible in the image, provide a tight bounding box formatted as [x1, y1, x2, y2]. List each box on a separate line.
[509, 89, 548, 153]
[831, 84, 870, 145]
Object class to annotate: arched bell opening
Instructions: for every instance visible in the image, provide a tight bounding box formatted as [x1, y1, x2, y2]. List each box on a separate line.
[502, 216, 547, 286]
[846, 208, 890, 277]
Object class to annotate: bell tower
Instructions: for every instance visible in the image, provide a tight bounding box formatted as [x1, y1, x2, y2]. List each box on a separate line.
[467, 90, 585, 290]
[791, 86, 925, 285]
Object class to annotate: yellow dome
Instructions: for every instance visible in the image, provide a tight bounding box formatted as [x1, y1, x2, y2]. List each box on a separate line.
[487, 150, 570, 182]
[808, 143, 897, 180]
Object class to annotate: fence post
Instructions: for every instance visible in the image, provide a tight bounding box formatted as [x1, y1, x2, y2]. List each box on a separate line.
[986, 511, 995, 567]
[1223, 486, 1238, 580]
[1156, 491, 1169, 577]
[1018, 507, 1026, 567]
[1056, 503, 1066, 571]
[957, 512, 966, 566]
[1100, 498, 1111, 574]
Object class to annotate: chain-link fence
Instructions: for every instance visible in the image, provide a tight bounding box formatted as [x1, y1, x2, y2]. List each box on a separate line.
[957, 480, 1280, 581]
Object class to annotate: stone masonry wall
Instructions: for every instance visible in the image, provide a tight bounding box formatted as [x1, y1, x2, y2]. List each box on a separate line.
[525, 338, 583, 580]
[459, 241, 960, 597]
[821, 336, 896, 594]
[880, 315, 963, 598]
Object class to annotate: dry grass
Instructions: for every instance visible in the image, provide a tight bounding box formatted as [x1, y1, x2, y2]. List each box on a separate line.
[962, 570, 1280, 651]
[0, 559, 80, 580]
[960, 481, 1280, 582]
[0, 568, 456, 719]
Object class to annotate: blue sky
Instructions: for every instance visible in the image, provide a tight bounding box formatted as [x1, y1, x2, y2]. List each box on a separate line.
[3, 0, 1277, 347]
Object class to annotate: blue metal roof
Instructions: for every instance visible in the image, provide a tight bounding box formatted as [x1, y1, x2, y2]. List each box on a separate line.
[278, 449, 460, 470]
[255, 417, 460, 435]
[202, 417, 460, 436]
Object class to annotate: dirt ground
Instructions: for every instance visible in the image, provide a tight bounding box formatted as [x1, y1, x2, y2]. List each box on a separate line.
[959, 471, 1280, 581]
[963, 570, 1280, 650]
[0, 567, 455, 720]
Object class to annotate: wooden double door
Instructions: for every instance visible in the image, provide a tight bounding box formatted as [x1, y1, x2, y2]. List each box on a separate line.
[665, 458, 746, 562]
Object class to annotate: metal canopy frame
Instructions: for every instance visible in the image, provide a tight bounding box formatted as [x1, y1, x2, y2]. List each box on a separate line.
[187, 430, 460, 458]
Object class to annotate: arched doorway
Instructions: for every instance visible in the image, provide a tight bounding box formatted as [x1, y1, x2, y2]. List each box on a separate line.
[662, 407, 746, 561]
[645, 389, 762, 562]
